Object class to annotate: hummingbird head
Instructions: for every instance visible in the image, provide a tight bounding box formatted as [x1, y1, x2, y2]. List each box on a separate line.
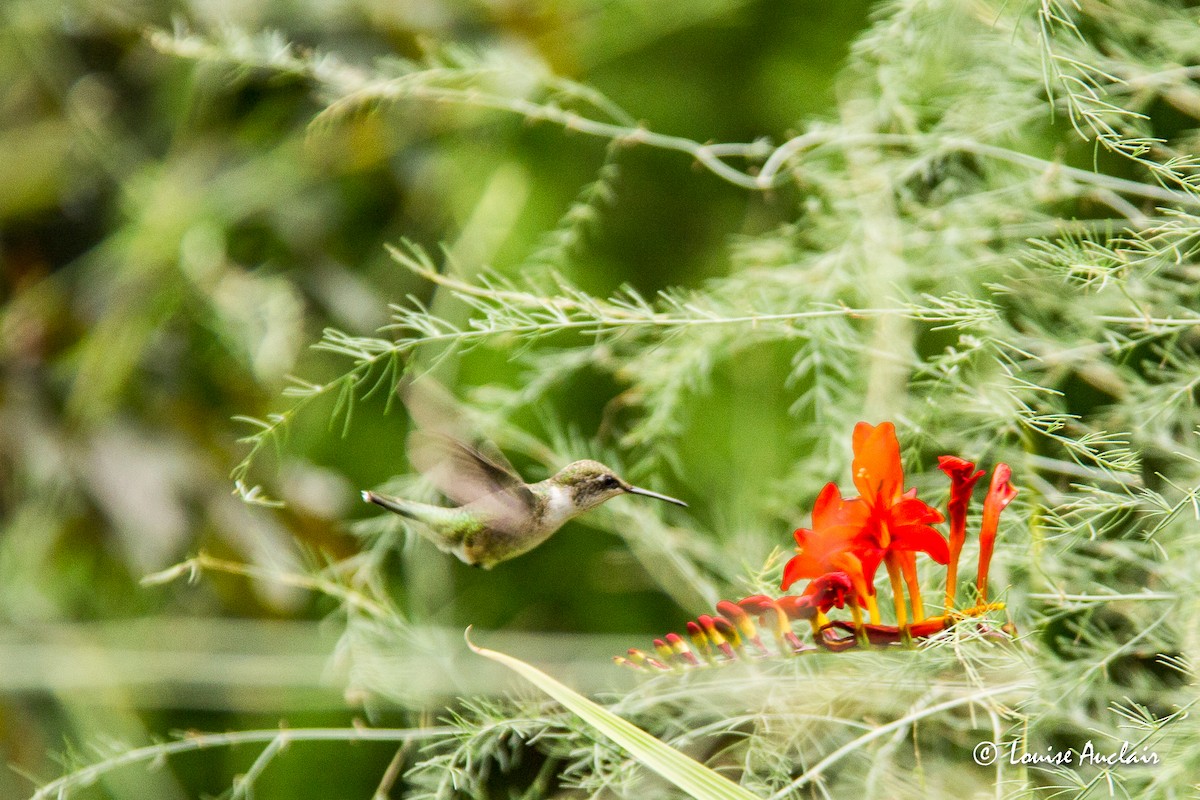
[550, 460, 688, 513]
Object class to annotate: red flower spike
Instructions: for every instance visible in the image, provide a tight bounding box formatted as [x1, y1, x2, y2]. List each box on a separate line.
[977, 464, 1017, 603]
[717, 600, 768, 654]
[716, 600, 755, 638]
[665, 632, 700, 666]
[736, 595, 776, 614]
[774, 594, 818, 621]
[686, 620, 715, 663]
[627, 648, 670, 670]
[698, 615, 736, 659]
[938, 455, 985, 611]
[615, 425, 1019, 672]
[739, 596, 807, 653]
[613, 655, 642, 670]
[712, 617, 744, 655]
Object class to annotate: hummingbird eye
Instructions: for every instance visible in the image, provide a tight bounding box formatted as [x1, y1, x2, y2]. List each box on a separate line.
[601, 475, 620, 489]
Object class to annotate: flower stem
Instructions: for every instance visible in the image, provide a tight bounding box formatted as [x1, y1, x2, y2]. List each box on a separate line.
[849, 599, 868, 646]
[944, 560, 959, 615]
[898, 553, 925, 622]
[865, 593, 881, 625]
[885, 556, 908, 633]
[905, 571, 925, 622]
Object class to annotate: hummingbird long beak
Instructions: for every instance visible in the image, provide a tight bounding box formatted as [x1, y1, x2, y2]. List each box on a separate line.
[625, 485, 688, 507]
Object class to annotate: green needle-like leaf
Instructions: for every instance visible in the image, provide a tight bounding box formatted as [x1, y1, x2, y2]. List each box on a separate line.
[466, 628, 761, 800]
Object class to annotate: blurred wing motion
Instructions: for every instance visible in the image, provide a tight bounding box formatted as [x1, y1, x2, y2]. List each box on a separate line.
[403, 378, 536, 534]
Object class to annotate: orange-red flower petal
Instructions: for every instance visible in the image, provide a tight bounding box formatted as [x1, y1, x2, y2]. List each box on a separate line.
[782, 482, 876, 591]
[852, 421, 905, 506]
[889, 519, 950, 564]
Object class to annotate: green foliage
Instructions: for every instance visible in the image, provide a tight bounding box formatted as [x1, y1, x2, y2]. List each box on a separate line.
[6, 0, 1200, 798]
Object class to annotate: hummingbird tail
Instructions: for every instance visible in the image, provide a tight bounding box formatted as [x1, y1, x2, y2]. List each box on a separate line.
[362, 490, 473, 559]
[362, 490, 420, 519]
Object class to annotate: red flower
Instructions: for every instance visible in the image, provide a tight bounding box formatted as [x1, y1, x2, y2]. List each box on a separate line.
[617, 427, 1019, 671]
[780, 482, 875, 603]
[851, 422, 949, 625]
[851, 422, 949, 570]
[937, 455, 985, 610]
[801, 571, 857, 612]
[977, 464, 1017, 602]
[782, 423, 951, 627]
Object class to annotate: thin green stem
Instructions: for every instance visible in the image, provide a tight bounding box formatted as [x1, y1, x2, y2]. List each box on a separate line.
[31, 728, 455, 800]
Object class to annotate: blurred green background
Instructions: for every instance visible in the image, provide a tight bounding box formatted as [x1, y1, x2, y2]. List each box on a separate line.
[0, 1, 874, 796]
[6, 0, 1200, 798]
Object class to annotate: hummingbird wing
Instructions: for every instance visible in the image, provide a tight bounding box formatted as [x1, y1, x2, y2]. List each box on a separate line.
[407, 433, 536, 534]
[403, 377, 536, 534]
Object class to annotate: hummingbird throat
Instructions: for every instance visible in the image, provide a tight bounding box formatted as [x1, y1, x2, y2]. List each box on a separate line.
[544, 484, 577, 527]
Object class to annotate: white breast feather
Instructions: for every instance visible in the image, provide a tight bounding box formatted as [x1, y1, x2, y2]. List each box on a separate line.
[544, 484, 575, 528]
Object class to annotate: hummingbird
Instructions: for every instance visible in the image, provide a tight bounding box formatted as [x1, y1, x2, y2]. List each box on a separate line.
[362, 381, 688, 569]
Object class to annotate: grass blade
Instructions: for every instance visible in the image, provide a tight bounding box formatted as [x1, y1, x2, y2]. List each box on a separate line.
[466, 628, 761, 800]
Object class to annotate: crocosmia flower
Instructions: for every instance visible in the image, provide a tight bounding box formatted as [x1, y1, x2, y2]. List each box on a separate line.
[618, 424, 1018, 670]
[780, 482, 875, 604]
[851, 422, 949, 624]
[782, 423, 952, 626]
[851, 422, 949, 569]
